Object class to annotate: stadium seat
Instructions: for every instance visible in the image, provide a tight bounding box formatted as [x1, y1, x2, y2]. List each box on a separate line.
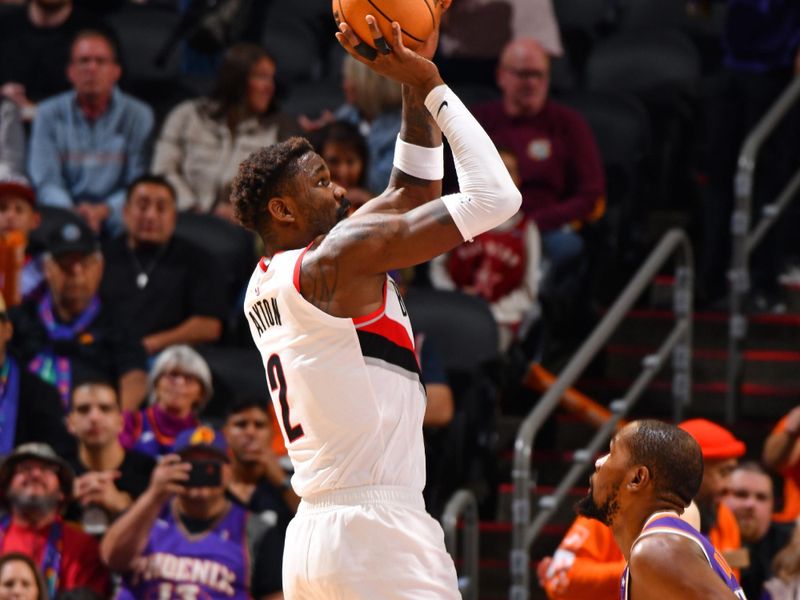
[585, 29, 701, 210]
[561, 90, 652, 257]
[405, 288, 501, 517]
[173, 212, 257, 342]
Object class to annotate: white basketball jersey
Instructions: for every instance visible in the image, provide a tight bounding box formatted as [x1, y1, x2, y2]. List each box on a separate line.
[243, 247, 427, 498]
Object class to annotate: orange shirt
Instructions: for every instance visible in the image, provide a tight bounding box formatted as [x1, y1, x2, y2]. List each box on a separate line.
[542, 505, 741, 599]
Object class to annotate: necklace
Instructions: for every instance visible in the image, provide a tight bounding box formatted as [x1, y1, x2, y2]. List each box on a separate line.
[127, 242, 168, 289]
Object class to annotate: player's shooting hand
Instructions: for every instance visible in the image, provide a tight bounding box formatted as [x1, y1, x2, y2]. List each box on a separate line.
[335, 17, 443, 96]
[414, 0, 452, 61]
[148, 454, 191, 502]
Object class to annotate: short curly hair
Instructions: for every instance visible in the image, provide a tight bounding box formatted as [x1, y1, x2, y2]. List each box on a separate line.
[231, 137, 315, 234]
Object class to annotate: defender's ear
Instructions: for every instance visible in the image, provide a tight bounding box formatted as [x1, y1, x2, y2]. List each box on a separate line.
[628, 465, 650, 491]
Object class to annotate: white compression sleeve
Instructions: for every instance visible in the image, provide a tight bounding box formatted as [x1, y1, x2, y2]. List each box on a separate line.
[424, 84, 522, 241]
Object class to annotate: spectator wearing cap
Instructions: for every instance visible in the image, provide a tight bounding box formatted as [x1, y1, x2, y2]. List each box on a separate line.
[0, 99, 24, 177]
[101, 425, 286, 600]
[120, 345, 212, 459]
[537, 418, 747, 599]
[9, 217, 148, 411]
[65, 379, 155, 535]
[0, 291, 73, 457]
[0, 174, 44, 303]
[28, 29, 153, 234]
[100, 175, 226, 356]
[0, 443, 110, 597]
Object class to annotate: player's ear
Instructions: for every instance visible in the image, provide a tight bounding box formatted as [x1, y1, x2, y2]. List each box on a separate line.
[628, 465, 650, 491]
[267, 196, 297, 224]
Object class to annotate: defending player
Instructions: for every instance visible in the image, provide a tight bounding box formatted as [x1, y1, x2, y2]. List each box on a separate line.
[231, 6, 521, 599]
[576, 420, 746, 599]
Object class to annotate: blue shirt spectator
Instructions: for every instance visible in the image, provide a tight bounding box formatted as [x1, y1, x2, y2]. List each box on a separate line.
[28, 30, 153, 234]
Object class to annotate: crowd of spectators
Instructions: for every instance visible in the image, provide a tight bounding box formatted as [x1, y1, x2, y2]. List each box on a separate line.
[0, 0, 798, 598]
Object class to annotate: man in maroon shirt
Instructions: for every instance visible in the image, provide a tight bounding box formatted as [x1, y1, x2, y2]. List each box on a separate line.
[472, 38, 606, 334]
[0, 443, 109, 597]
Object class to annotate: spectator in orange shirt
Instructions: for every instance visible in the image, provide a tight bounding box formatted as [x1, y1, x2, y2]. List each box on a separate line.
[0, 443, 109, 597]
[538, 418, 745, 598]
[763, 406, 800, 521]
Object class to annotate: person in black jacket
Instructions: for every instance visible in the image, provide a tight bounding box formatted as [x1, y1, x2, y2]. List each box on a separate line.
[0, 291, 73, 458]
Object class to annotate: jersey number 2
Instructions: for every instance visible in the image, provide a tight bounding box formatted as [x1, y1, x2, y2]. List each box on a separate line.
[268, 354, 304, 442]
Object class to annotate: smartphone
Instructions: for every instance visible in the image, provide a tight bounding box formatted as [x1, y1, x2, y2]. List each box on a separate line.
[186, 460, 222, 488]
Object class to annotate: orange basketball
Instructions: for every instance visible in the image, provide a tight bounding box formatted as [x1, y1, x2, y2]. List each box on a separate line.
[333, 0, 439, 51]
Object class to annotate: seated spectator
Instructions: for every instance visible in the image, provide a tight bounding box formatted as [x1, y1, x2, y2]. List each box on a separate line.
[0, 552, 47, 600]
[0, 0, 109, 120]
[764, 406, 800, 520]
[429, 147, 541, 351]
[302, 55, 402, 193]
[223, 396, 298, 522]
[65, 380, 155, 535]
[725, 462, 796, 600]
[0, 175, 44, 304]
[0, 291, 72, 457]
[0, 443, 109, 596]
[120, 345, 211, 459]
[28, 29, 153, 234]
[101, 425, 285, 599]
[152, 43, 299, 213]
[100, 175, 226, 354]
[538, 418, 746, 598]
[472, 37, 604, 335]
[311, 120, 372, 211]
[0, 99, 24, 177]
[9, 217, 148, 411]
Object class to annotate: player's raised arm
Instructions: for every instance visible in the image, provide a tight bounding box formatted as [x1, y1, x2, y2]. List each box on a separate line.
[326, 18, 522, 273]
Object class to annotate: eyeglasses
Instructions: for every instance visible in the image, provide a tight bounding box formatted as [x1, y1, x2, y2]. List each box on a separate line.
[502, 67, 549, 81]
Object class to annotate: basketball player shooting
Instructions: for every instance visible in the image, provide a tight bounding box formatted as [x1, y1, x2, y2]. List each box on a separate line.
[577, 420, 746, 599]
[230, 3, 520, 598]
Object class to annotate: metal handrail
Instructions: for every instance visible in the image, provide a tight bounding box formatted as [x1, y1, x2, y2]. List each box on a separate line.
[509, 229, 694, 599]
[442, 489, 479, 600]
[726, 75, 800, 424]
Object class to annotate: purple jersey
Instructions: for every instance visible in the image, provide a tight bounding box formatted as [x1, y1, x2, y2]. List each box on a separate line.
[620, 513, 747, 600]
[116, 502, 251, 600]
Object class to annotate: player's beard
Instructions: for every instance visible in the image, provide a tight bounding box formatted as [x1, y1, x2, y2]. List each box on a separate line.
[575, 485, 619, 526]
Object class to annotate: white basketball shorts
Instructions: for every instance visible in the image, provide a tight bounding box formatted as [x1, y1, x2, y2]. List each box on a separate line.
[283, 485, 461, 599]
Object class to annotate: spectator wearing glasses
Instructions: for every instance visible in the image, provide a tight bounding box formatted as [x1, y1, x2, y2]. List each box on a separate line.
[28, 29, 153, 234]
[9, 218, 148, 411]
[120, 345, 212, 460]
[472, 37, 605, 336]
[0, 443, 109, 597]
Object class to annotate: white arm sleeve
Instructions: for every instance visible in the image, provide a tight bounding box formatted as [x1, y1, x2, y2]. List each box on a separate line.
[425, 84, 522, 242]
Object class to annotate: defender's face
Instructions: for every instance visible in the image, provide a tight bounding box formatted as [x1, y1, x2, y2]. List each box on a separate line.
[576, 425, 635, 525]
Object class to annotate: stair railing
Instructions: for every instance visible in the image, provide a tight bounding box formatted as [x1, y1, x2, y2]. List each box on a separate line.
[726, 75, 800, 424]
[509, 228, 694, 600]
[442, 489, 479, 600]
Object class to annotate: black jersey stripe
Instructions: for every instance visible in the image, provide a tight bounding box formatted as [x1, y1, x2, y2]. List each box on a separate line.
[356, 330, 421, 378]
